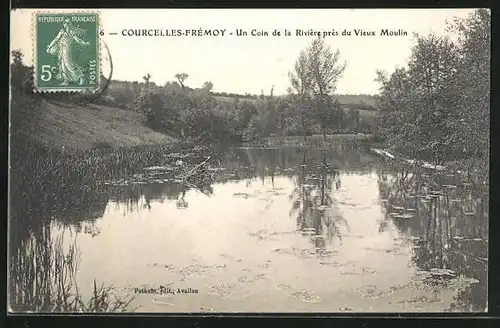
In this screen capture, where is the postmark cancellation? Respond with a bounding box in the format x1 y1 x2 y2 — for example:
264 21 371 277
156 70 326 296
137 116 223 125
33 11 101 93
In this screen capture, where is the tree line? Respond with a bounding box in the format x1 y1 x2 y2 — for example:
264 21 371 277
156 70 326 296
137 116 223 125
11 33 378 144
11 10 487 160
374 9 490 171
126 37 358 143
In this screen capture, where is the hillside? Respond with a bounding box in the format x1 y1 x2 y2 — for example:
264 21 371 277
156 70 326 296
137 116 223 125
11 94 376 154
13 99 176 151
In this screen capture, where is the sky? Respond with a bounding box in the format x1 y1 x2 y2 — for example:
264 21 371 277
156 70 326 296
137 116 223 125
11 8 476 95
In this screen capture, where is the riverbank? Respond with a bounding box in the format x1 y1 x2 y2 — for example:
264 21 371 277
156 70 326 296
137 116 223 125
10 95 201 195
253 134 378 148
10 136 211 197
370 146 489 186
250 134 487 185
9 134 210 313
11 98 177 152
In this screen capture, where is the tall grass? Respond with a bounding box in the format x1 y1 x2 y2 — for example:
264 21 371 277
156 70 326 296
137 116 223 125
9 225 135 312
9 133 204 312
10 135 208 194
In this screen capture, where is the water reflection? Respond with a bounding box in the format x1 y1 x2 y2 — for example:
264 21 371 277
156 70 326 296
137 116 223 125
8 184 133 312
289 149 347 251
377 163 488 312
8 173 110 312
9 143 488 312
9 220 133 312
107 182 189 213
10 222 77 312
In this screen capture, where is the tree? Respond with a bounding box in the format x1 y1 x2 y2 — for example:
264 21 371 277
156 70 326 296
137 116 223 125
406 33 460 163
143 73 152 88
307 37 347 97
448 9 490 165
375 67 419 156
312 95 343 139
11 49 24 67
352 109 361 132
306 37 347 141
202 81 213 92
288 38 348 141
175 73 189 89
375 8 490 173
133 90 170 132
10 49 34 94
289 49 314 140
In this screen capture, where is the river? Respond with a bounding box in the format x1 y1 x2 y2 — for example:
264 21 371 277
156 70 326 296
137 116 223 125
8 142 488 313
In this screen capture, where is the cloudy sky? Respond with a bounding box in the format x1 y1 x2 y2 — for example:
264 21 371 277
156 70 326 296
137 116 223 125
11 8 476 95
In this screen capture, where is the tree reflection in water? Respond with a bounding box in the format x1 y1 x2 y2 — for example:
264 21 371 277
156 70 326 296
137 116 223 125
8 161 136 312
107 178 214 213
289 148 347 252
176 189 189 209
9 222 134 312
377 163 488 312
10 144 487 312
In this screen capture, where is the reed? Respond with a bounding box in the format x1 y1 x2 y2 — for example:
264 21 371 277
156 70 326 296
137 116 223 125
9 225 135 313
10 136 207 198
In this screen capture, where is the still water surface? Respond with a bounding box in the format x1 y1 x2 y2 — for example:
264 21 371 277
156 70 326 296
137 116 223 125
10 144 488 312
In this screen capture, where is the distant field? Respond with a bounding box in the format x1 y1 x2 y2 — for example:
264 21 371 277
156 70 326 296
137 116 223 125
214 94 377 108
107 79 378 109
214 95 258 104
336 94 377 108
215 95 378 128
13 100 176 151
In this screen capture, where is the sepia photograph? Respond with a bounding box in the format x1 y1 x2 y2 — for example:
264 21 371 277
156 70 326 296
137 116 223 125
9 8 490 313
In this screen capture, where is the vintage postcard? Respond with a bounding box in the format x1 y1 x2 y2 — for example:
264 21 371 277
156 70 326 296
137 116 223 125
9 8 489 313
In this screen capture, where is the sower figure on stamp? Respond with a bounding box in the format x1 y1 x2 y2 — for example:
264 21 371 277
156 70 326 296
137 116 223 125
46 18 89 86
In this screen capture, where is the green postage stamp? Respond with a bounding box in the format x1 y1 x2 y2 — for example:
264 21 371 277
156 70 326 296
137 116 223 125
33 12 101 92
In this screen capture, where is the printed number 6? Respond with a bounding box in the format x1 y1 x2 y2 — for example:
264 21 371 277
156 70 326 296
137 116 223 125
41 65 54 82
100 30 104 36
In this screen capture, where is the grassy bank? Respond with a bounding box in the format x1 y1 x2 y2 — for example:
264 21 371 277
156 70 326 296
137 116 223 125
10 94 191 196
8 97 200 312
10 136 207 198
11 98 176 152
